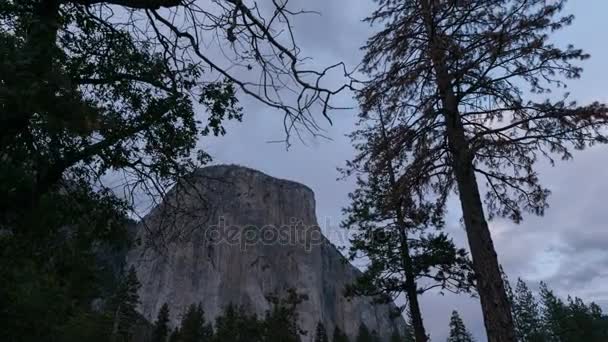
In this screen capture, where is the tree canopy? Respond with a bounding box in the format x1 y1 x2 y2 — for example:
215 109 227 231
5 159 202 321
357 1 608 340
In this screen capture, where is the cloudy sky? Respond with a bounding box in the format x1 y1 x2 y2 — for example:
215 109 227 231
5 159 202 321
189 1 608 340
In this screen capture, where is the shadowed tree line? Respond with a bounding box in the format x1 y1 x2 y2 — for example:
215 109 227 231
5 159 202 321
443 278 608 342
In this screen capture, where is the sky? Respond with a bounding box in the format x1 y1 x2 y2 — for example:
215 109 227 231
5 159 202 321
180 1 608 340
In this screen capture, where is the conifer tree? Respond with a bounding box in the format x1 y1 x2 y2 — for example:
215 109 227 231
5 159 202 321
539 281 566 341
177 303 213 342
343 108 474 342
513 279 544 342
214 303 263 342
152 303 171 342
358 1 608 340
262 289 306 342
447 311 475 342
110 266 141 342
314 322 329 342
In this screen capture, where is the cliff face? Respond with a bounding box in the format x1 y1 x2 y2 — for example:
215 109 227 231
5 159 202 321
128 165 406 341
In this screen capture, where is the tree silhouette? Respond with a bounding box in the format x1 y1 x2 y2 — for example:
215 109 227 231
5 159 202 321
152 303 171 342
342 106 474 342
358 1 608 340
447 311 475 342
175 303 213 342
512 279 545 342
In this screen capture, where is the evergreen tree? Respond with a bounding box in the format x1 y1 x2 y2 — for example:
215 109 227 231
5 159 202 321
110 266 141 342
333 327 350 342
342 107 474 342
539 281 567 341
513 279 544 342
314 322 329 342
538 283 608 342
177 303 213 342
262 289 306 342
213 303 263 342
358 1 608 340
447 311 475 342
152 303 171 342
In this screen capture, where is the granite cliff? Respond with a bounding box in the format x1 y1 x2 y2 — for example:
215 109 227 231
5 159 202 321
128 165 407 341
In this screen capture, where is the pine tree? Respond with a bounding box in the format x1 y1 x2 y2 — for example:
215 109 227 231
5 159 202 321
358 1 608 340
342 107 474 342
314 322 329 342
262 289 306 342
213 303 263 342
447 311 475 342
333 327 350 342
512 279 544 342
152 303 171 342
178 303 213 342
539 282 566 341
110 266 141 342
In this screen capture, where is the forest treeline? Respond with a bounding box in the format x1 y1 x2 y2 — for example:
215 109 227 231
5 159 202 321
2 0 608 341
43 264 608 342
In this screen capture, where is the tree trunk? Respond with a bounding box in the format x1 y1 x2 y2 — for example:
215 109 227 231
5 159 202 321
446 119 516 342
418 1 517 341
401 235 428 342
379 110 429 342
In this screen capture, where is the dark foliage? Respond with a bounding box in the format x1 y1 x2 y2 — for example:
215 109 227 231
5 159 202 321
447 311 475 342
342 108 474 342
152 303 171 342
0 0 345 339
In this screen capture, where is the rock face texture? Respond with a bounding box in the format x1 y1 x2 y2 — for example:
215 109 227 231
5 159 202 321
128 165 406 341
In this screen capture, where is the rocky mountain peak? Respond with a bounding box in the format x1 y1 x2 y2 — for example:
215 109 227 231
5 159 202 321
128 164 407 341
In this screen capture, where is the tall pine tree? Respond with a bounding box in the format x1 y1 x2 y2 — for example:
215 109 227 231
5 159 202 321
358 1 608 340
262 289 306 342
152 303 171 342
110 266 141 342
176 303 213 342
512 279 544 342
447 311 475 342
343 107 474 342
213 303 263 342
